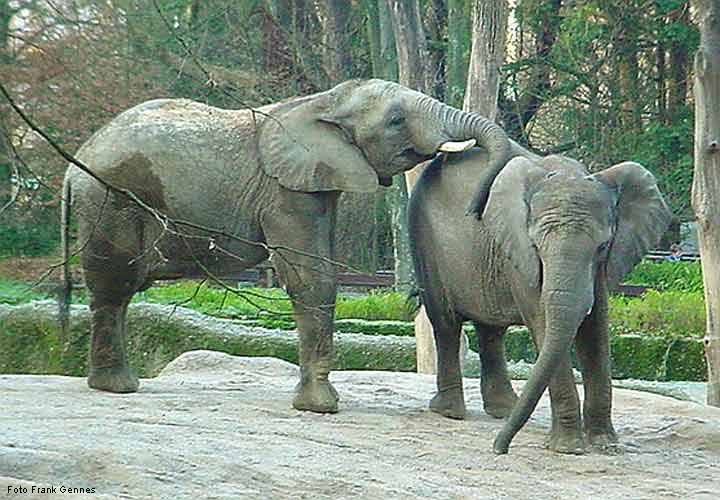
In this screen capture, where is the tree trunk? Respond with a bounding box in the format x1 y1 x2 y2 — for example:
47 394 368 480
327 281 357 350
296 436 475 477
389 177 414 293
690 0 720 407
463 0 508 120
0 0 11 62
669 4 691 119
319 0 353 83
365 0 398 81
446 0 472 108
365 0 382 77
498 0 560 143
386 0 436 372
0 0 13 203
386 0 432 296
423 0 447 100
386 0 432 93
657 36 668 124
378 0 398 81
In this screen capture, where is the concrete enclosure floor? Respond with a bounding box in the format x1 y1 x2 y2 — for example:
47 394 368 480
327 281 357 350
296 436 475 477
1 351 719 500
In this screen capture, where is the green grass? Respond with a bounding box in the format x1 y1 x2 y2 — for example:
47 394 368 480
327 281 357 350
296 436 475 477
0 274 708 340
138 282 294 318
135 282 414 321
336 292 415 321
0 279 50 305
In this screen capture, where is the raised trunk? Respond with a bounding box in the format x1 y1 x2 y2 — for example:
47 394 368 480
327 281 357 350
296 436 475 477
690 0 720 407
415 95 511 215
494 254 593 454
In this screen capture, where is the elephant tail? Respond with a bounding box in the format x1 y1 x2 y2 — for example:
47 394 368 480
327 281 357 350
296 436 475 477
59 176 72 339
405 287 422 316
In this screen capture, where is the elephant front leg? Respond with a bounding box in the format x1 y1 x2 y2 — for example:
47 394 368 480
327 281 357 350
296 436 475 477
546 358 585 454
288 278 339 413
262 190 340 414
576 282 617 448
529 324 584 454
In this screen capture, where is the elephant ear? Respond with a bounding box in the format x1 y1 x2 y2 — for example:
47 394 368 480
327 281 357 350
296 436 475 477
482 157 548 289
258 96 379 193
592 162 672 289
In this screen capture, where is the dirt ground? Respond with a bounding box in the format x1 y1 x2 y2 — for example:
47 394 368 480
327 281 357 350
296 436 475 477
1 351 719 499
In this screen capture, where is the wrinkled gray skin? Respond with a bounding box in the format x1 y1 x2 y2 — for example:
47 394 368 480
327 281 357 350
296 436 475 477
409 151 671 454
60 79 511 414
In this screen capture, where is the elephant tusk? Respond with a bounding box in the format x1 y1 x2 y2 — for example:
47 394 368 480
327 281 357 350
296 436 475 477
438 138 476 153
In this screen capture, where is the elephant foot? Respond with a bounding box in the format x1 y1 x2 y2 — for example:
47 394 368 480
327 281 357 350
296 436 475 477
293 379 339 414
88 365 139 394
429 386 466 420
545 430 586 455
483 389 519 419
586 425 619 452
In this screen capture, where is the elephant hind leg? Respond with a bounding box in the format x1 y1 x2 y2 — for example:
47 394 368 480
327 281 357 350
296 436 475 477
425 307 465 420
82 222 148 394
473 322 518 419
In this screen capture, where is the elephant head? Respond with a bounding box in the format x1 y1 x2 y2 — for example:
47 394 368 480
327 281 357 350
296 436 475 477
482 155 672 454
258 79 510 198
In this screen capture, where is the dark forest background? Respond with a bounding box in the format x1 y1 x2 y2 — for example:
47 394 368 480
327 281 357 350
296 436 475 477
0 0 697 272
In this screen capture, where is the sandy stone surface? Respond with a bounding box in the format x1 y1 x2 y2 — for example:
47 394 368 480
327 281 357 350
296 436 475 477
1 350 719 500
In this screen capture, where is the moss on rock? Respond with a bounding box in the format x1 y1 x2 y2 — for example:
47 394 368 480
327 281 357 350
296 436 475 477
0 301 708 382
0 301 417 378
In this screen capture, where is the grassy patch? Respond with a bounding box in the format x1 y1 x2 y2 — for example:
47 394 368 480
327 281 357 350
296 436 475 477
138 282 294 318
0 279 50 305
0 274 708 341
137 282 414 322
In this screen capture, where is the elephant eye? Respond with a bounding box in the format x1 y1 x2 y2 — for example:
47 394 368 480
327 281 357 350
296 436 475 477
388 114 405 127
598 241 610 253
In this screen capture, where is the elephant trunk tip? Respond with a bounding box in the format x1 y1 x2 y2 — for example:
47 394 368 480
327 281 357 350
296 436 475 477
465 188 491 219
493 432 511 455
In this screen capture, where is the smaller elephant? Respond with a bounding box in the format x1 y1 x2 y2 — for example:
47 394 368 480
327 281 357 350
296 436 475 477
409 151 671 454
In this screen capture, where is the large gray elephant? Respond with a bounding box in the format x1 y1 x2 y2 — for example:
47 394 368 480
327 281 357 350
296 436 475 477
408 151 671 454
60 79 511 414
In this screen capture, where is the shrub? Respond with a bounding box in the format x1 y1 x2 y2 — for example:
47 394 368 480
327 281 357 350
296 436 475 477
609 290 705 339
623 260 703 293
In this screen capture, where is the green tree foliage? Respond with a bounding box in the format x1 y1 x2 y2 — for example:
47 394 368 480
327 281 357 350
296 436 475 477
502 0 697 220
0 0 698 261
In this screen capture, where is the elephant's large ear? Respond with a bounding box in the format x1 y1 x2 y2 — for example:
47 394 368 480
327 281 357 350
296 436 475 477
258 96 379 193
482 157 548 289
593 162 672 288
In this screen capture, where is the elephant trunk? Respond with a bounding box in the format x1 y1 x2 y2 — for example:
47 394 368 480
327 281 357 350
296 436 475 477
415 95 511 216
493 250 594 454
